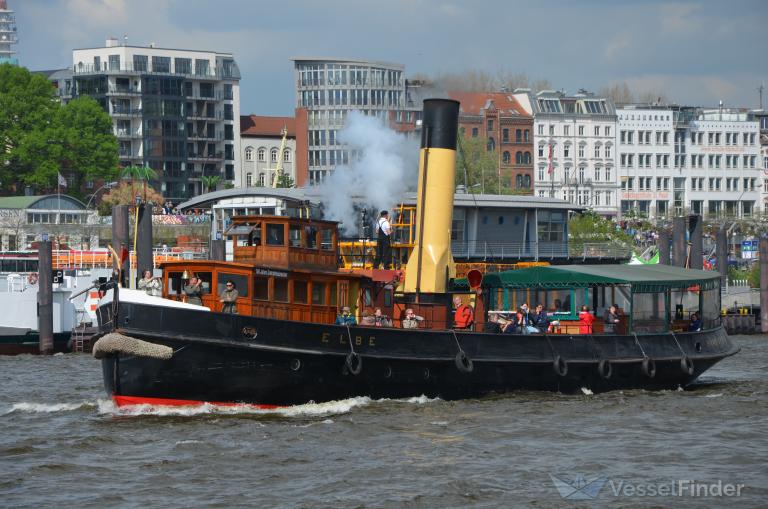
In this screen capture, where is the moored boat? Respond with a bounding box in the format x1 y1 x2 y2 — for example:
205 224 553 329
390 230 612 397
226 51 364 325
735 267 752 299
93 99 737 407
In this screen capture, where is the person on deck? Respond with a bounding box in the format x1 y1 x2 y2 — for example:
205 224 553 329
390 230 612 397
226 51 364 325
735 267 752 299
219 280 239 314
335 306 357 326
401 309 424 329
688 312 702 332
360 309 376 326
579 305 595 334
183 276 203 306
373 210 392 269
453 295 474 330
531 303 550 333
138 270 162 297
604 304 621 333
373 307 392 327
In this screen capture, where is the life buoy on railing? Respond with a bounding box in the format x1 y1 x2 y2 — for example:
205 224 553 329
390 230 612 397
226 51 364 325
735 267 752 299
27 273 38 285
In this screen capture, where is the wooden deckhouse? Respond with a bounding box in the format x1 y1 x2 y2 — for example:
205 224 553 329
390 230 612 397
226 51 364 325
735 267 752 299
159 216 369 323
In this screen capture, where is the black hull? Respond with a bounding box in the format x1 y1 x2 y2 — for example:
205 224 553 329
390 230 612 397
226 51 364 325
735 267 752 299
99 301 738 406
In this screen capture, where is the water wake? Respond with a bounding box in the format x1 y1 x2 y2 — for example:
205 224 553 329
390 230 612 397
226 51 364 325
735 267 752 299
96 394 440 418
2 401 95 415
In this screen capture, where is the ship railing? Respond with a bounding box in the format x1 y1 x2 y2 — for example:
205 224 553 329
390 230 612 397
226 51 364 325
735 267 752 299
50 249 195 270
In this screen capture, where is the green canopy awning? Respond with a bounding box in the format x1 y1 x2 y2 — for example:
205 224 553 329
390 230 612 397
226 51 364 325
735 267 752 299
453 264 720 292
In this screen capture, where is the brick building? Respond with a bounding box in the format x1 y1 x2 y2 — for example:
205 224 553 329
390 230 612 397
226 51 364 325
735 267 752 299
449 91 534 193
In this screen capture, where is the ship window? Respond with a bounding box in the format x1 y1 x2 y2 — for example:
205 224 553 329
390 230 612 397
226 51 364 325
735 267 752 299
304 226 318 249
312 282 326 305
329 282 337 306
274 278 289 302
196 272 213 294
167 271 183 295
293 281 308 303
253 276 269 300
217 273 247 297
266 224 285 246
320 229 333 250
289 225 302 247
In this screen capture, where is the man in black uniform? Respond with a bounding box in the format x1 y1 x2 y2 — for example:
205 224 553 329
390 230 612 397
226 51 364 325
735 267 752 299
374 210 392 269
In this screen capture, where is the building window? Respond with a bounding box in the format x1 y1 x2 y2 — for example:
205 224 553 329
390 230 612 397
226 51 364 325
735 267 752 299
503 151 511 164
151 56 171 73
515 129 522 143
283 149 291 162
258 148 266 162
244 147 254 161
133 55 148 72
524 129 530 142
578 125 584 136
503 129 509 142
538 145 544 158
487 119 494 131
246 173 253 186
487 137 495 152
108 54 120 71
523 152 531 164
537 124 544 135
471 127 478 137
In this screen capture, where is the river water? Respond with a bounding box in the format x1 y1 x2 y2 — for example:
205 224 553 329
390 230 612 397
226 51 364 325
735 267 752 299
1 335 766 509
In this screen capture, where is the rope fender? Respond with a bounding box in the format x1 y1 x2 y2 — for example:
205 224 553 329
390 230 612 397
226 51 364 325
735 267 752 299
92 332 173 360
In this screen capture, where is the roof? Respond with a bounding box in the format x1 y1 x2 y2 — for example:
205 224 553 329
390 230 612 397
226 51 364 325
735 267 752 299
290 57 404 69
240 115 296 138
448 91 530 118
0 195 87 210
454 264 720 292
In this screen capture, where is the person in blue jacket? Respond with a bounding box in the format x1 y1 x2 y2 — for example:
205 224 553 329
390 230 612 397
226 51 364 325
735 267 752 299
335 306 357 325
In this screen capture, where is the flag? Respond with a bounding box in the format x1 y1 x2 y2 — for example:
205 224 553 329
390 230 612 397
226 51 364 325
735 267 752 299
547 143 554 175
57 172 67 188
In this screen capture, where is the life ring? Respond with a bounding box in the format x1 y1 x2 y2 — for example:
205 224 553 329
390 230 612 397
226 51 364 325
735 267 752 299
454 351 474 373
641 357 656 378
27 273 38 285
553 355 568 377
597 359 612 379
680 356 694 375
345 352 362 375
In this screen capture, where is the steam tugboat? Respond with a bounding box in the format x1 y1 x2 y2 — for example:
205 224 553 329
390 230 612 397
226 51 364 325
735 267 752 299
93 99 738 407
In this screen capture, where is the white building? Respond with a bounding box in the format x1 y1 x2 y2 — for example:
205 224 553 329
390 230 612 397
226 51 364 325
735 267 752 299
292 57 420 186
239 115 296 188
618 105 762 219
69 38 241 202
529 90 618 217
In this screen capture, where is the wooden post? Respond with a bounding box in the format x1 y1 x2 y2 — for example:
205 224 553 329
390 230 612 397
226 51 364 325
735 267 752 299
672 216 687 267
760 236 768 334
688 215 703 270
37 240 53 354
112 205 130 288
210 239 225 261
136 203 153 282
716 226 728 291
657 229 670 265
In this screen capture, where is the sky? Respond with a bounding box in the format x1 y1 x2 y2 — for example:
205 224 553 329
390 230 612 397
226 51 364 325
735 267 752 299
13 0 768 115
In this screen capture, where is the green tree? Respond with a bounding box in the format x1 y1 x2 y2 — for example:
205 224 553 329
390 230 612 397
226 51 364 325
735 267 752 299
99 181 165 215
0 64 118 193
456 135 502 194
120 164 157 203
275 172 295 188
201 175 220 193
568 210 632 248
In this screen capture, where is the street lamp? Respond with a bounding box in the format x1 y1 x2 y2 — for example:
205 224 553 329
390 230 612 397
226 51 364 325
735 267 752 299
84 181 117 250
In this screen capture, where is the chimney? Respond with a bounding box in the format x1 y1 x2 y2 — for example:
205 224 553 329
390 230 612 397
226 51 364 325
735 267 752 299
403 99 460 295
106 37 118 48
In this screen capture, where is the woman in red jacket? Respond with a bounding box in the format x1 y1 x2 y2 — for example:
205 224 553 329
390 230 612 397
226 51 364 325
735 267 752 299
579 305 595 334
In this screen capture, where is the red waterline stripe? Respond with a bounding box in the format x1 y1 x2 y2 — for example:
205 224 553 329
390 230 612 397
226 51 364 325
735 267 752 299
113 394 282 410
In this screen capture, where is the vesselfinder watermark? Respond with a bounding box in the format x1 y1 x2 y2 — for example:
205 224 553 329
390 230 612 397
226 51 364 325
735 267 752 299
550 474 746 501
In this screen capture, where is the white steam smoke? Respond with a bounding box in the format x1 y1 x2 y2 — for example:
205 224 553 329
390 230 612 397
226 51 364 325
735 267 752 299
316 112 419 235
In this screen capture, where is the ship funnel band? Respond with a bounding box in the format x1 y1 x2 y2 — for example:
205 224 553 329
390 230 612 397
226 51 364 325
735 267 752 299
421 99 460 150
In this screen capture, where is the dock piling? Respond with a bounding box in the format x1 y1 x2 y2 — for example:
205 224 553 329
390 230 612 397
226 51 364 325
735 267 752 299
688 215 703 270
37 240 53 354
672 216 686 267
761 236 767 334
658 229 670 265
716 226 728 290
137 203 153 280
112 205 130 287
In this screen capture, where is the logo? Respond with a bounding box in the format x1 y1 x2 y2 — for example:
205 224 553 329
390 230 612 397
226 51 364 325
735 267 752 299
550 474 607 500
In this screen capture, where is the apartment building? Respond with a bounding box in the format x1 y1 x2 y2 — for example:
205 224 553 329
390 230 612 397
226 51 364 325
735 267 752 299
292 57 420 186
618 105 762 219
0 0 18 65
529 90 619 217
449 91 534 193
67 38 241 201
239 115 296 188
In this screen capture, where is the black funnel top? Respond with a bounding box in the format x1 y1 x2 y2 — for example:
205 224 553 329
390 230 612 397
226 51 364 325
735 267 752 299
421 99 459 150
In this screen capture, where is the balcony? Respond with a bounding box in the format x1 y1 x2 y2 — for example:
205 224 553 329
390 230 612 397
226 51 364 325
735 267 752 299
112 107 142 116
107 85 141 95
187 131 223 141
116 129 142 139
188 152 224 161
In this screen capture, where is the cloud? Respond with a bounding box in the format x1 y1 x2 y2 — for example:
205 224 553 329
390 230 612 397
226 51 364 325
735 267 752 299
604 34 631 60
660 2 702 34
